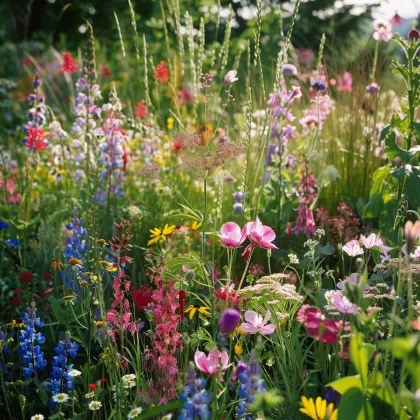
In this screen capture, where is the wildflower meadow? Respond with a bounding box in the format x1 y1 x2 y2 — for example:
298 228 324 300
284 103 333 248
0 1 420 419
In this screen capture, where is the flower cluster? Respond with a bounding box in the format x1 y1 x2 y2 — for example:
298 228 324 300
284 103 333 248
295 167 317 238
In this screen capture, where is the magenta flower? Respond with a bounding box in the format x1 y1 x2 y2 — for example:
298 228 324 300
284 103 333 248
219 308 241 334
332 292 360 315
218 222 247 248
361 233 383 249
240 310 275 335
224 70 238 85
194 349 231 375
373 20 392 42
245 217 278 250
342 239 363 257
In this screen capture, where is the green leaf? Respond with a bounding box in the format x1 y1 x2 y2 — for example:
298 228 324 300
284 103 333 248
385 131 420 163
49 296 67 325
338 388 374 420
363 193 383 220
366 371 396 406
137 401 183 419
406 166 420 208
327 375 363 394
370 166 390 196
349 333 375 382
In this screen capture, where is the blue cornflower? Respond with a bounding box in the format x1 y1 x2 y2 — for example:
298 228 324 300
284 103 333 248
311 79 327 92
4 239 20 248
179 369 211 420
48 332 79 400
17 304 47 379
0 220 9 229
236 356 266 420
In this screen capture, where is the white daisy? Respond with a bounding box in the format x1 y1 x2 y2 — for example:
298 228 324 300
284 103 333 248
128 407 143 419
89 400 102 410
122 374 136 382
85 391 95 398
123 380 136 389
53 393 69 403
67 369 82 377
31 415 45 420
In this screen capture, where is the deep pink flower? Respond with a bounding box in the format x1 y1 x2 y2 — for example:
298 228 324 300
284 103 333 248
342 239 363 257
218 222 246 248
389 13 404 26
194 349 231 375
245 217 278 250
60 51 78 74
240 310 275 335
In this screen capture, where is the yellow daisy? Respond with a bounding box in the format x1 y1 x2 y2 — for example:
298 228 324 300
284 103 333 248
184 305 211 320
147 224 176 246
300 396 338 420
189 221 202 232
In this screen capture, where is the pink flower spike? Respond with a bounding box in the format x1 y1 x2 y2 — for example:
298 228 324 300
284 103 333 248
240 310 275 335
194 349 231 375
361 233 383 249
342 239 363 257
245 217 278 250
218 222 247 248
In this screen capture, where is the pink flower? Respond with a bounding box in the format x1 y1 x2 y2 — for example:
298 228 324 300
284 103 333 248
194 349 231 375
224 70 238 85
342 239 363 257
240 310 276 335
361 233 383 249
332 291 360 314
297 305 341 344
337 72 352 92
373 20 392 42
245 217 278 250
218 222 246 248
389 13 404 26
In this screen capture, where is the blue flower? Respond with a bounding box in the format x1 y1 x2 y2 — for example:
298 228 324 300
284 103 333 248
311 79 327 92
0 220 9 229
236 356 266 420
4 239 20 248
325 387 341 406
179 369 210 420
17 304 47 379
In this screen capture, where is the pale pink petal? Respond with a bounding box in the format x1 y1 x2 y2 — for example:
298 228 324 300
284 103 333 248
219 351 229 369
262 310 271 326
260 225 276 242
244 311 259 326
261 324 276 334
240 323 260 333
195 350 209 373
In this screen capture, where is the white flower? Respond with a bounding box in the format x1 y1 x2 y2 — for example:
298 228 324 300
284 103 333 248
89 400 103 410
342 239 364 257
122 374 136 382
123 380 136 389
31 415 45 420
53 393 69 403
85 391 95 398
67 369 82 377
128 407 143 419
288 254 299 264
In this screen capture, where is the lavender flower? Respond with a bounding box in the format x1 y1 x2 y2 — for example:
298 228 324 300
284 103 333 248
282 64 298 75
311 79 327 92
219 309 240 334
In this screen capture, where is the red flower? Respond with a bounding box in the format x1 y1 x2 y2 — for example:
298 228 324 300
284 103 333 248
101 65 112 78
25 127 48 151
131 286 154 310
173 141 182 152
135 102 148 118
99 378 108 383
153 61 169 83
60 51 78 74
19 271 33 284
9 297 23 306
88 384 96 390
179 290 186 320
14 288 24 295
42 273 52 281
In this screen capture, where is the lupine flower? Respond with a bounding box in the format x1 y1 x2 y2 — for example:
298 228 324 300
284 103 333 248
342 239 363 257
153 61 169 83
218 222 247 248
0 220 9 229
233 191 245 202
219 309 241 334
60 52 78 74
179 369 210 420
224 70 238 85
194 349 231 375
233 203 244 214
373 20 392 42
331 292 360 315
236 355 266 419
300 396 338 420
240 310 275 335
361 233 383 249
18 304 47 379
148 224 176 245
337 72 352 92
297 305 341 344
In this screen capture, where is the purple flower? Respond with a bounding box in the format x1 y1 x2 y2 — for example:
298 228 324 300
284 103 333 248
332 291 360 314
366 83 380 94
219 309 241 334
233 203 244 214
283 64 298 75
311 79 327 92
232 191 245 203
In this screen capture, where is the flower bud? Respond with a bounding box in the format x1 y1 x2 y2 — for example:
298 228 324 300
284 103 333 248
219 308 241 334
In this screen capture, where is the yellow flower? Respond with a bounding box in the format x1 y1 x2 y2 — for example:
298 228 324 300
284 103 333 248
167 117 174 130
300 396 338 420
148 224 176 246
189 221 202 232
6 318 25 329
235 344 243 356
62 295 76 301
97 239 106 246
52 258 64 271
96 321 104 327
68 258 82 266
234 327 247 336
184 305 211 320
79 280 88 287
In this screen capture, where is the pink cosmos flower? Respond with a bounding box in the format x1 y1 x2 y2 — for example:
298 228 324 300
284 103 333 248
337 72 352 92
332 291 360 314
240 310 276 335
361 233 383 249
342 239 363 257
373 20 393 42
194 349 231 375
245 217 278 250
224 70 238 85
297 305 341 344
218 222 247 248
